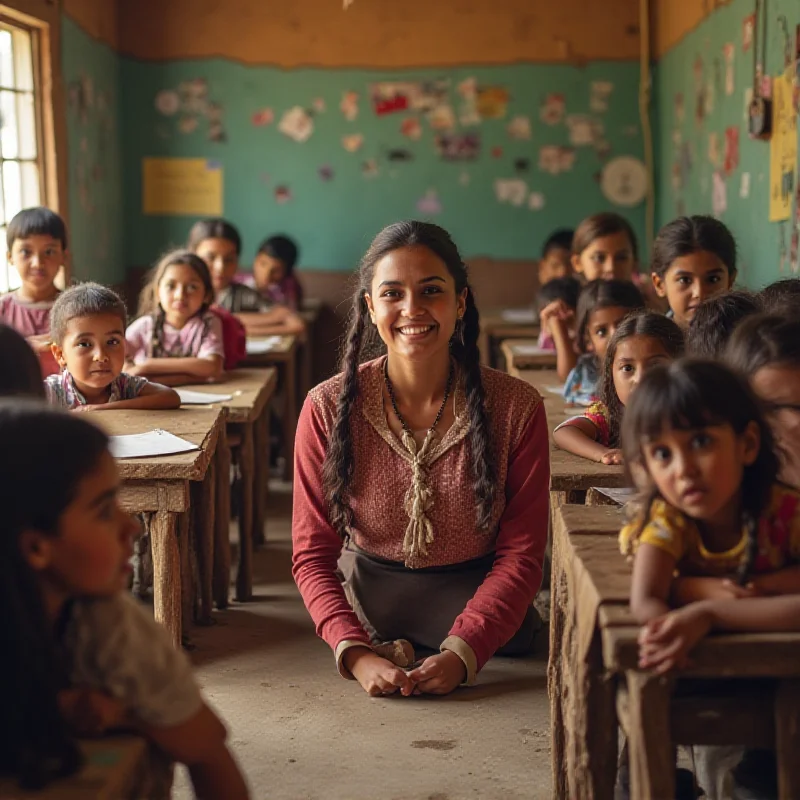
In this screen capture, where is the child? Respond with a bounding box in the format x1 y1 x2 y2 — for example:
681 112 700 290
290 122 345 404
188 219 305 336
46 283 179 411
685 290 760 359
0 323 46 398
252 234 304 310
560 279 645 398
0 207 67 376
537 276 581 352
126 250 225 385
571 212 637 282
758 277 800 316
727 315 800 490
553 312 684 464
651 215 736 329
0 403 249 797
538 228 574 285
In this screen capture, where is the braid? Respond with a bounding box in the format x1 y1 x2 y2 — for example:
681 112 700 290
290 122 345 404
150 310 166 358
322 293 367 540
736 512 759 586
458 287 497 531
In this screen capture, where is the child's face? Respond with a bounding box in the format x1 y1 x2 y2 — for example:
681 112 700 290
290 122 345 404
651 250 733 327
22 451 139 600
194 237 239 292
751 365 800 490
573 233 635 281
253 253 286 290
539 248 571 284
52 313 126 401
612 335 673 407
8 234 64 297
586 305 630 360
157 264 210 327
640 422 759 528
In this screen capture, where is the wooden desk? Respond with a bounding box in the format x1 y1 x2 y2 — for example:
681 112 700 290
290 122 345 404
180 368 278 603
300 299 322 393
550 447 626 498
501 338 557 376
0 736 156 799
96 408 224 646
243 335 299 479
478 309 540 367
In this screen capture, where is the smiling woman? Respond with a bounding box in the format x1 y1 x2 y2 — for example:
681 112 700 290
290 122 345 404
292 220 551 697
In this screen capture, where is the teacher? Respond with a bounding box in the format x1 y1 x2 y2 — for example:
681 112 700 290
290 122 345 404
292 221 550 696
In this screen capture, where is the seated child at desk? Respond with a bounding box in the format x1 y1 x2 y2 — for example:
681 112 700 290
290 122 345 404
46 283 179 410
553 312 683 464
538 228 574 285
188 218 305 336
0 323 46 397
0 403 248 798
559 279 645 395
126 250 225 385
537 275 580 351
685 290 759 359
251 234 304 311
0 207 68 377
571 212 638 282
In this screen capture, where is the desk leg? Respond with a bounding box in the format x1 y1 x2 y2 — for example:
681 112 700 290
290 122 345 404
625 671 674 800
213 432 232 610
776 679 800 800
192 458 216 625
253 409 269 547
237 422 255 602
151 508 181 648
284 358 298 481
178 512 193 633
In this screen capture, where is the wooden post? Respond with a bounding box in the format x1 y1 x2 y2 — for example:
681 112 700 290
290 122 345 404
237 422 255 602
213 431 232 610
776 679 800 800
178 511 193 633
150 506 181 647
253 411 269 547
192 456 216 625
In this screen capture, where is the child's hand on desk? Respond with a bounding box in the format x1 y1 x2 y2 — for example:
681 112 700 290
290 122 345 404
58 688 128 735
599 448 623 465
343 648 416 697
540 300 574 333
407 652 466 695
71 405 96 413
637 604 713 674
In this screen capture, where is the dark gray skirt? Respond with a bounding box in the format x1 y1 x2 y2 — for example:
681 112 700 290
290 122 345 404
338 545 541 656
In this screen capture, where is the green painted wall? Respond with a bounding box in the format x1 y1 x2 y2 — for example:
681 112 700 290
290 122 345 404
654 0 800 289
119 59 645 271
62 16 124 284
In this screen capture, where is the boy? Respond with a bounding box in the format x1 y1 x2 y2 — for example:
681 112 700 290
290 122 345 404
538 228 574 285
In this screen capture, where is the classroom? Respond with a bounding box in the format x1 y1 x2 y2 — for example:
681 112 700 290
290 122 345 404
2 0 800 798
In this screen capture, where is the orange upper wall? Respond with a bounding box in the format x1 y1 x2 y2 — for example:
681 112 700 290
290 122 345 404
650 0 727 58
62 0 118 48
116 0 640 67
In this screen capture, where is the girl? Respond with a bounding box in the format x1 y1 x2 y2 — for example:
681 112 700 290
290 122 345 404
292 221 550 697
553 312 684 464
188 219 305 336
651 215 737 329
0 323 46 398
571 212 638 282
252 234 304 310
126 250 225 385
559 279 645 398
0 402 248 797
727 315 800 490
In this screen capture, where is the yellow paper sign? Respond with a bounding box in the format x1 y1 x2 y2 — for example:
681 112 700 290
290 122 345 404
769 74 797 222
142 158 223 216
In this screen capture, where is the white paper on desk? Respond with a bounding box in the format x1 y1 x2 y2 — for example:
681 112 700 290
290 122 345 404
590 487 636 506
246 336 282 355
544 384 565 395
177 389 233 405
501 308 537 324
512 344 549 356
110 429 200 459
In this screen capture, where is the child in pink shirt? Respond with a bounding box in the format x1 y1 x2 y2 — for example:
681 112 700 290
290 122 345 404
0 207 67 376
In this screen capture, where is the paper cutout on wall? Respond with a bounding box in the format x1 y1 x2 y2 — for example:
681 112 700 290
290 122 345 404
312 98 326 114
279 107 314 143
495 179 527 207
723 44 735 96
540 93 565 126
528 192 545 211
179 116 198 135
539 146 575 175
207 103 226 143
567 115 602 146
275 185 291 204
457 77 480 126
371 82 414 115
491 146 504 159
708 132 720 168
476 87 509 120
362 159 379 178
342 133 364 153
155 90 180 116
318 165 334 182
179 79 208 116
416 189 442 215
427 104 456 132
600 156 648 207
590 81 613 113
770 74 798 221
341 91 359 121
251 108 274 127
143 158 223 216
435 133 480 161
674 93 685 123
740 172 751 199
742 14 755 51
712 171 727 216
724 126 740 175
507 115 532 140
514 158 531 174
387 149 413 162
400 117 422 140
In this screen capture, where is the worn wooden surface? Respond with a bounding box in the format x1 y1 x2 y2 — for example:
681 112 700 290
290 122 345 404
180 367 278 424
0 736 155 800
551 448 627 492
213 431 232 610
501 338 557 374
478 310 540 367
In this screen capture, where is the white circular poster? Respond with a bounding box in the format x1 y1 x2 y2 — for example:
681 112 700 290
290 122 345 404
155 90 180 117
600 156 648 207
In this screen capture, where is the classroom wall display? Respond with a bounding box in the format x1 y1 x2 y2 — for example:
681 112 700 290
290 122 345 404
654 0 800 287
117 58 644 271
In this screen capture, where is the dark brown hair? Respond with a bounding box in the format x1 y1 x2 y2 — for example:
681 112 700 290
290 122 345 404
572 212 638 261
322 220 496 539
651 215 737 279
0 324 45 398
49 282 127 345
575 279 645 354
758 278 800 317
7 207 68 251
187 218 242 256
686 290 760 359
726 314 800 375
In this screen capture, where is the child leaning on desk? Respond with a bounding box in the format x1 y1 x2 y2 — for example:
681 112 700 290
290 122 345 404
0 402 249 798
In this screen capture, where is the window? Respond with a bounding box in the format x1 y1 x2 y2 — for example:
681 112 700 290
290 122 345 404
0 20 42 292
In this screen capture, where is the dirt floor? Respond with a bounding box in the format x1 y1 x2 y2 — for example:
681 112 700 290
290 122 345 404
173 487 554 800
